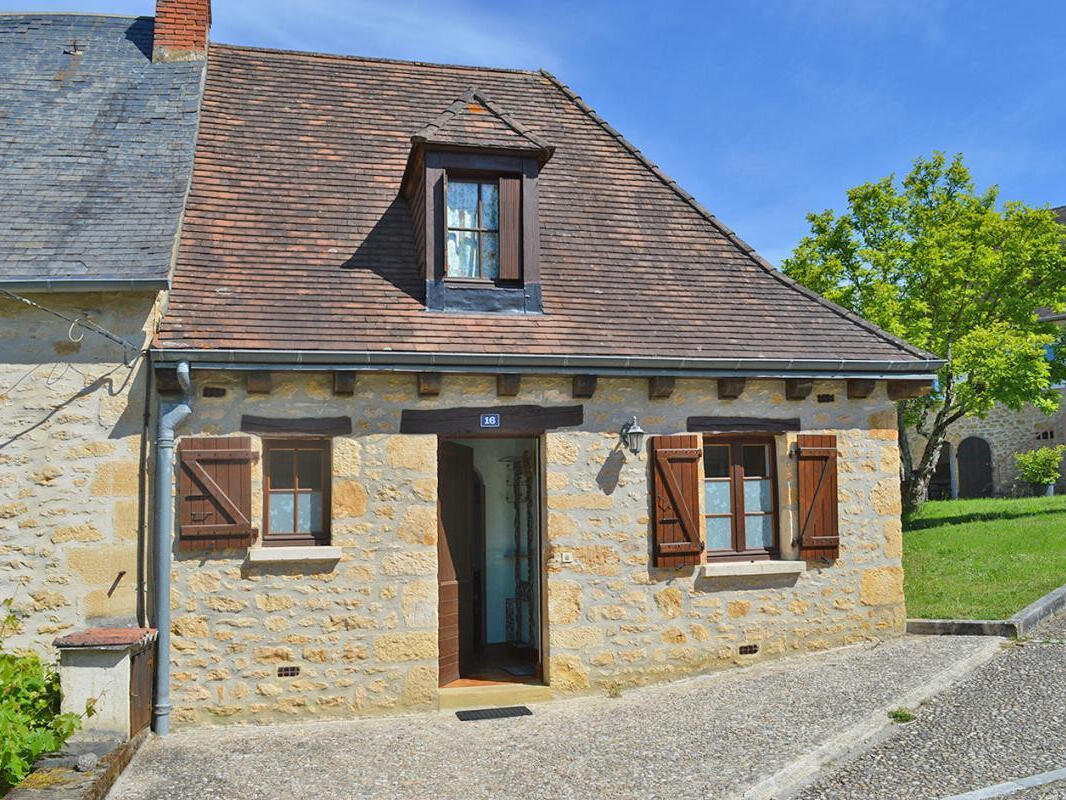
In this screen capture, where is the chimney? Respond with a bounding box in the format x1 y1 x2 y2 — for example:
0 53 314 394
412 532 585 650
152 0 211 63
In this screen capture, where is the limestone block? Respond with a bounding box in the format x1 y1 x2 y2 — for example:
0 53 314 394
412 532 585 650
90 460 139 497
386 435 435 472
397 506 437 546
381 551 435 576
255 594 294 612
172 615 210 638
51 524 103 543
333 480 368 518
333 438 361 476
401 579 436 627
860 567 904 606
654 587 683 619
548 581 583 624
545 434 578 465
373 632 436 662
549 625 604 649
549 654 590 691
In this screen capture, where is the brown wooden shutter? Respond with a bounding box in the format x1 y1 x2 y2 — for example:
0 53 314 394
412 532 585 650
498 175 521 282
177 436 257 551
651 434 703 567
796 434 839 561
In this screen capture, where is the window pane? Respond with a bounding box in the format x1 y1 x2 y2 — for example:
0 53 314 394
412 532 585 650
745 514 775 549
481 232 499 280
446 181 478 228
296 492 323 533
269 451 294 489
705 516 732 550
481 182 499 229
743 478 773 513
269 492 294 533
704 445 729 478
446 230 479 277
296 449 322 490
705 481 731 514
742 445 769 477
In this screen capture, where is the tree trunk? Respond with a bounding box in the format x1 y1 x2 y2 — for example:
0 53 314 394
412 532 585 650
898 399 960 514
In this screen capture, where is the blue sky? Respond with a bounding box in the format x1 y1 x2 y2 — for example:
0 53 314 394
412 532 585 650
9 0 1066 264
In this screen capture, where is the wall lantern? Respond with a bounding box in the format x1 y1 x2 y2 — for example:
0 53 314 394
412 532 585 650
620 416 645 455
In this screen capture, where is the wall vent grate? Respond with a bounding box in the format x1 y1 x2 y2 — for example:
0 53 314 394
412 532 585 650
739 644 759 656
277 665 300 678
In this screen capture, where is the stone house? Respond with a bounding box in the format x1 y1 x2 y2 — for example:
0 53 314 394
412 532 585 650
3 1 944 734
0 7 204 659
142 3 941 730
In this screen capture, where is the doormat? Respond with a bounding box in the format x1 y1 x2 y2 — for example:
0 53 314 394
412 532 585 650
455 706 532 722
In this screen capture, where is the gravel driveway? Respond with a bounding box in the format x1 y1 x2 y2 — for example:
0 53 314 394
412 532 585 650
107 636 990 800
796 613 1066 800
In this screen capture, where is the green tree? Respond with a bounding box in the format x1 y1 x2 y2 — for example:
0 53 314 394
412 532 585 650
783 152 1066 511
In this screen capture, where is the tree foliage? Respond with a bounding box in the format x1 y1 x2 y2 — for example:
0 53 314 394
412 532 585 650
783 153 1066 509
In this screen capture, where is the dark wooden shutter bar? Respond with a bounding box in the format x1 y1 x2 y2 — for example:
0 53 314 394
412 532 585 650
399 404 582 435
688 416 801 433
240 415 352 436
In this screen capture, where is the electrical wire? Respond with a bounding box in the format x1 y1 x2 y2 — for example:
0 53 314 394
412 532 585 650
0 287 143 367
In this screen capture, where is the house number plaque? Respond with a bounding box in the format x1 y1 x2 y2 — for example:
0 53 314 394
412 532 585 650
480 413 501 428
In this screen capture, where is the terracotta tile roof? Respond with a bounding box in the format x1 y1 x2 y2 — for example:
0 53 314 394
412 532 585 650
155 45 938 371
54 627 157 649
411 88 551 155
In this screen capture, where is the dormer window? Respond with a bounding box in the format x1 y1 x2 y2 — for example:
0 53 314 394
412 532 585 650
446 179 499 280
401 88 554 314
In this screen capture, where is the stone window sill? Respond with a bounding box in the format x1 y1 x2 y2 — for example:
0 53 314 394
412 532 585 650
246 546 342 564
700 560 806 578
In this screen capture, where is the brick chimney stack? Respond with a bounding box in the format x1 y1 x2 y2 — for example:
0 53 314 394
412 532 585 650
152 0 211 63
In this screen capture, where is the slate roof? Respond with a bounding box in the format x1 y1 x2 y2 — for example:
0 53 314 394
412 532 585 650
155 45 940 372
0 14 203 289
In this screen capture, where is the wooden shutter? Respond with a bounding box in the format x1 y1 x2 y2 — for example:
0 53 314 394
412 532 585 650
796 434 839 561
651 434 703 567
177 436 257 551
498 175 521 282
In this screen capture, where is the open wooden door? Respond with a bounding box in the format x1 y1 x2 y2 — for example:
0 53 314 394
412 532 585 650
437 440 476 686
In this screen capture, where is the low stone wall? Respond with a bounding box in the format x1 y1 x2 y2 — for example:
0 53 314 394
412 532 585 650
165 371 904 725
908 389 1066 496
0 291 160 655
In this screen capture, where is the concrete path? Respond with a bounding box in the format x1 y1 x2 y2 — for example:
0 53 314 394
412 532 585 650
107 635 993 800
795 613 1066 800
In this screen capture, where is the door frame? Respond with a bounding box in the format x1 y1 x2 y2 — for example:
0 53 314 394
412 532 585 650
437 432 547 683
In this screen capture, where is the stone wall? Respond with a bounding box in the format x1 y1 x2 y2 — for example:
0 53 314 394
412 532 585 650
0 291 160 655
907 389 1066 497
165 370 904 725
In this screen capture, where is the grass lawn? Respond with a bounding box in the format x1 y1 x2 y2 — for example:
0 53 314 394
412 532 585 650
904 495 1066 620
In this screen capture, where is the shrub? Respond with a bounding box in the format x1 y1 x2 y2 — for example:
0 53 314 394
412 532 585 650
1015 445 1066 486
0 598 86 791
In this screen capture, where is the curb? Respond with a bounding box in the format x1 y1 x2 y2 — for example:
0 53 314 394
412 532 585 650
906 582 1066 638
740 637 1004 800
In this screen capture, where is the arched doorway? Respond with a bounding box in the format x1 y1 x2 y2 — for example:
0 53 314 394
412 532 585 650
928 443 952 500
957 437 993 498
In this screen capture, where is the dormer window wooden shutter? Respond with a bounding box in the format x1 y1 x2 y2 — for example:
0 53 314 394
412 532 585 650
177 436 257 551
795 434 839 561
498 174 522 282
651 434 703 567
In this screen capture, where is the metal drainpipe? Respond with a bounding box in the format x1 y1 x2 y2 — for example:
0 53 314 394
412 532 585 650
152 360 191 735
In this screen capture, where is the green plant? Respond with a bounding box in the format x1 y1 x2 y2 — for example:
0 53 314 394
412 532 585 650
0 598 87 791
1015 445 1066 486
783 152 1066 512
605 682 623 699
888 707 916 724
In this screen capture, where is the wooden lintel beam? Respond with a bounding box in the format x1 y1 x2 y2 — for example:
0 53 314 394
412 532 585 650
648 376 675 399
497 374 521 397
572 374 598 399
717 377 746 400
333 372 357 396
846 379 877 399
784 378 813 401
246 371 272 395
418 372 442 397
887 379 933 400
